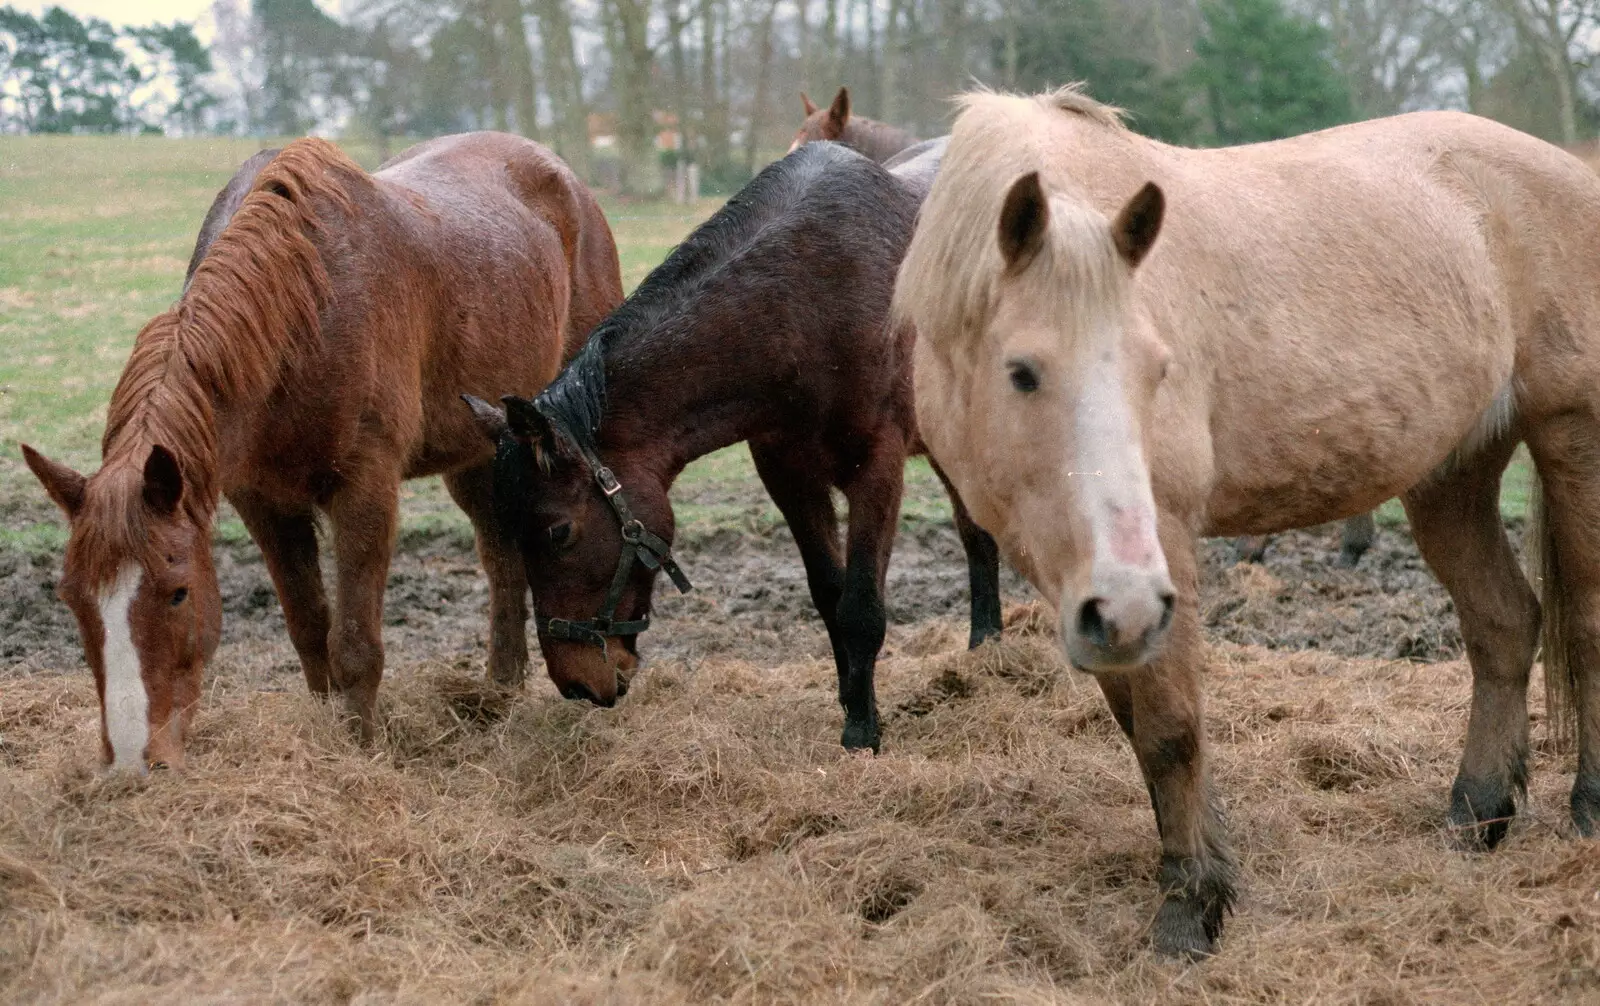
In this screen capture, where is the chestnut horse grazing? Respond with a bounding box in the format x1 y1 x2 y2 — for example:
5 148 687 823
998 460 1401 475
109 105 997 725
23 133 621 771
465 141 1002 752
896 86 1600 957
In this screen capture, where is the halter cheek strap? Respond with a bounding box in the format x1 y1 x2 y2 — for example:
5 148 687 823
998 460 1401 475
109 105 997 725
533 425 692 650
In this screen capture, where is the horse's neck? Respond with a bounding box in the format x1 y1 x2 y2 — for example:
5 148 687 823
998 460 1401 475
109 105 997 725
855 120 917 162
600 329 776 487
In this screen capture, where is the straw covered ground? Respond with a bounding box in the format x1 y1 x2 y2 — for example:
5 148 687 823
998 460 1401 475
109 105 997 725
3 565 1600 1003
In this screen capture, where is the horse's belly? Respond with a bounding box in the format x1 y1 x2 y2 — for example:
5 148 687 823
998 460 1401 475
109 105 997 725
1198 353 1512 536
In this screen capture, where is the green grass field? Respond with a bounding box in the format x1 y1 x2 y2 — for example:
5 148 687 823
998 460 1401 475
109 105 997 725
0 135 931 553
0 135 1528 557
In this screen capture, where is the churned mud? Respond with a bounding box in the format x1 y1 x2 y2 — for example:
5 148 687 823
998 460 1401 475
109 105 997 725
2 498 1491 682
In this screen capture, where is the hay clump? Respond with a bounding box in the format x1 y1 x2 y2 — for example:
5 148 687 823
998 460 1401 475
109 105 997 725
2 622 1596 1004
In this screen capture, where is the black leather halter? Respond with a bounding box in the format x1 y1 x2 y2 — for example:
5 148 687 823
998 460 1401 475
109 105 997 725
533 414 693 650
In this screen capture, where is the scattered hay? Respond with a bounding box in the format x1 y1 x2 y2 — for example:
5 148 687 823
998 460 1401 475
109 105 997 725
1 629 1596 1003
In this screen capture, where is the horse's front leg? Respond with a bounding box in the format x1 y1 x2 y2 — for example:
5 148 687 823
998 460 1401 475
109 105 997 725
229 488 333 695
445 464 530 687
325 469 401 740
1096 514 1235 958
929 458 1003 649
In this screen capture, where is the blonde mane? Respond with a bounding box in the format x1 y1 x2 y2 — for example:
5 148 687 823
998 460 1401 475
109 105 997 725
893 85 1130 355
80 138 364 580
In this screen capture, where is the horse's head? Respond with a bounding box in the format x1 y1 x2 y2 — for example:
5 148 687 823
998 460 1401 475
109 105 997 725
464 395 662 707
22 442 221 772
899 171 1176 672
790 87 852 152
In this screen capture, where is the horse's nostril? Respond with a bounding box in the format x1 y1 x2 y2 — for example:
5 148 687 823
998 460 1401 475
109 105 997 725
1157 592 1176 632
615 673 630 698
1076 598 1110 647
558 681 598 703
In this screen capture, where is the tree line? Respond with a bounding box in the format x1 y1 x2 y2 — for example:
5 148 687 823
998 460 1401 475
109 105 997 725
3 1 1599 194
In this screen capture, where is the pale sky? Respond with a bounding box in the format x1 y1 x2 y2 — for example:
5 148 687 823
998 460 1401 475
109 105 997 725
16 2 217 26
12 1 343 38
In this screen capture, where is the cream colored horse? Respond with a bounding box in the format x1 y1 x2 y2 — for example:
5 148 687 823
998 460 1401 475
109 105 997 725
895 86 1600 958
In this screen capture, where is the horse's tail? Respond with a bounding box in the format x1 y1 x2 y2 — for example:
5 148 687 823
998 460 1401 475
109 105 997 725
1528 475 1578 751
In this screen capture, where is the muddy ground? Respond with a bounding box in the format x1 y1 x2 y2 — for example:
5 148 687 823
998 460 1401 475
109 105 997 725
1 491 1492 683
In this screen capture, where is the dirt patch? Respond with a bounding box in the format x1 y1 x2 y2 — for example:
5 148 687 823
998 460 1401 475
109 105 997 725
1196 520 1517 663
1 506 1491 681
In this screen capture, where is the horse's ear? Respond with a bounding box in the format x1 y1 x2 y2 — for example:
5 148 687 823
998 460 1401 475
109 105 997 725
801 91 817 117
998 171 1049 272
21 444 85 518
142 445 184 516
825 87 850 137
461 394 508 443
1112 181 1164 268
502 394 557 448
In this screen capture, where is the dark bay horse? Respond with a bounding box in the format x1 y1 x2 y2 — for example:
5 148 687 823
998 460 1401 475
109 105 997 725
464 140 1001 752
23 132 622 771
898 85 1600 957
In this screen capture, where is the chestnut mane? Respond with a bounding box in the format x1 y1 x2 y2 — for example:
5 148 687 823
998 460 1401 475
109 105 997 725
79 138 364 582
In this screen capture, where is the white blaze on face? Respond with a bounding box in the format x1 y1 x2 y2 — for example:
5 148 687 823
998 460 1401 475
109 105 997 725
98 563 149 772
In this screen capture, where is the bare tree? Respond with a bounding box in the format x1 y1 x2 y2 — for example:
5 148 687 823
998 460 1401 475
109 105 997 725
1495 0 1598 143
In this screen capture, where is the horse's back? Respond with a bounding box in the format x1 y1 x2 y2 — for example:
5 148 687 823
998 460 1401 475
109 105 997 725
184 147 281 292
375 132 621 354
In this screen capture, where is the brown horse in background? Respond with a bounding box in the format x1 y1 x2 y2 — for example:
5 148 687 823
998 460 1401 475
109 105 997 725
899 86 1600 958
23 132 621 772
790 87 920 162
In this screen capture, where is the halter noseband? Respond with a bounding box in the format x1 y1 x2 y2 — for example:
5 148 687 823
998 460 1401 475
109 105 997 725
532 413 693 650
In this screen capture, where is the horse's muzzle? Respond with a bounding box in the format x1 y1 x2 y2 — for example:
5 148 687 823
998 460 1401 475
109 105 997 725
1063 572 1177 672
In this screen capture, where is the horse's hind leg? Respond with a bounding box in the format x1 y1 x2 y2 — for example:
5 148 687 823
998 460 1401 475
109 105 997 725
229 489 333 695
832 439 907 752
1401 438 1538 848
325 471 401 740
1526 416 1600 836
1338 512 1377 568
930 460 1003 648
1098 510 1234 958
444 464 530 687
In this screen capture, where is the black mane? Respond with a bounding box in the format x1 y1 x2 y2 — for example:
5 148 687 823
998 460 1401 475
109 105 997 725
531 142 867 454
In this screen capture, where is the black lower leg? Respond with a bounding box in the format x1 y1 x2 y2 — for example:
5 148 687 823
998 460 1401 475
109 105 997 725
933 462 1003 647
835 557 886 752
1338 512 1377 568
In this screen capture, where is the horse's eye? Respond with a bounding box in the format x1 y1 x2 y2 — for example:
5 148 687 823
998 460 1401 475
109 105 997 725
1008 359 1041 394
547 522 573 549
171 587 188 607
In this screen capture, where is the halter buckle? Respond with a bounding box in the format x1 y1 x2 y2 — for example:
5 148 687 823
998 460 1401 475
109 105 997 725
595 466 622 496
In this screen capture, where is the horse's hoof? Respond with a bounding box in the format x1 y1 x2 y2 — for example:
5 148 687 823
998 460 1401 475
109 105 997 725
1572 773 1600 838
840 719 880 754
1449 776 1517 849
967 627 1002 651
487 663 527 689
1151 895 1217 960
1336 547 1365 569
1233 536 1267 564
